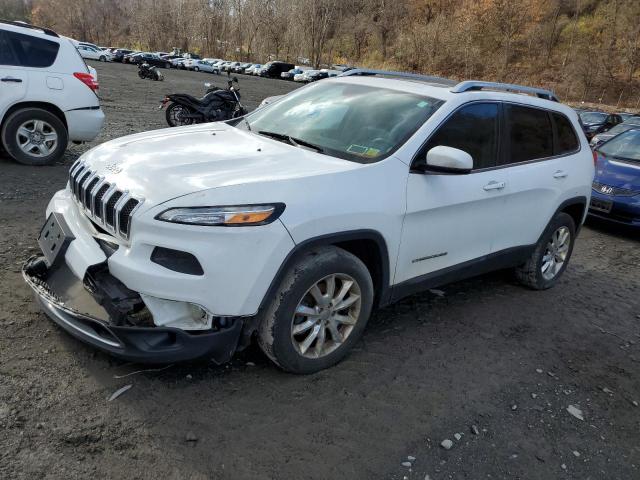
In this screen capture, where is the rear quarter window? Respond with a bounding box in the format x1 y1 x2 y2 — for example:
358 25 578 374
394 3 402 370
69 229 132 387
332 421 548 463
552 113 579 154
4 30 59 68
505 104 553 163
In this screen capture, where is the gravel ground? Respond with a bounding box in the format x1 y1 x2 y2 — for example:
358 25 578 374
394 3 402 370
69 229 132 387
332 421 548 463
1 61 639 480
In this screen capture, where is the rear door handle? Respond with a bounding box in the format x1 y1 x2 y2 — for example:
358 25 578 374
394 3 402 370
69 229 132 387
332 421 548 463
1 77 22 83
553 170 568 179
483 181 506 191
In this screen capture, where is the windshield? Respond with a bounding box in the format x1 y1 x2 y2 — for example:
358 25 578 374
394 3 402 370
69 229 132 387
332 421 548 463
244 81 444 163
579 112 607 124
597 129 640 162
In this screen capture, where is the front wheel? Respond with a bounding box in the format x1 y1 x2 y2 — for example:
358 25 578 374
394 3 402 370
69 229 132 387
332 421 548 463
257 246 374 374
165 103 195 127
99 55 106 62
515 212 576 290
137 71 145 79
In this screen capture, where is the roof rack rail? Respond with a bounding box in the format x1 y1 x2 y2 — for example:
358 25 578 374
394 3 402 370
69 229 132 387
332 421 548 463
451 81 558 102
339 68 456 87
0 19 59 38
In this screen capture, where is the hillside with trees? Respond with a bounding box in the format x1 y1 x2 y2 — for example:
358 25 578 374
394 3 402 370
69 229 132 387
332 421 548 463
3 0 640 107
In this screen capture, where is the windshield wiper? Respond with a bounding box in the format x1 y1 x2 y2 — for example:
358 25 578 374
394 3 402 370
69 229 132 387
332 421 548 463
257 130 324 153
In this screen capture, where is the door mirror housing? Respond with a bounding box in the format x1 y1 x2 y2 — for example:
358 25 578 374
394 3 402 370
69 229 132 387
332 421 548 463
424 146 473 174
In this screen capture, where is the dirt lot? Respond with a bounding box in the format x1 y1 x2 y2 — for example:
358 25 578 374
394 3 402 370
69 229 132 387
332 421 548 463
1 61 639 480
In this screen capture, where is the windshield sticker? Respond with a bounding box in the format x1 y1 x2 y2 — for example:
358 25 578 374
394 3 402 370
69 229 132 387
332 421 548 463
347 145 381 158
417 101 429 108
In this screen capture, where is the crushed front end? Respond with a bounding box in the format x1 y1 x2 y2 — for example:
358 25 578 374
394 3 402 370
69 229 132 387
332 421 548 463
22 168 243 363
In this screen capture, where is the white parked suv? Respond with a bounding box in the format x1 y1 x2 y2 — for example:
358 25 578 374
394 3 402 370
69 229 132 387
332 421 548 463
23 69 593 373
0 21 105 165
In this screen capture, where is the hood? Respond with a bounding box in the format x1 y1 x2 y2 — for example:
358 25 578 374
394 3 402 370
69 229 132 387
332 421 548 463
77 123 361 209
594 151 640 191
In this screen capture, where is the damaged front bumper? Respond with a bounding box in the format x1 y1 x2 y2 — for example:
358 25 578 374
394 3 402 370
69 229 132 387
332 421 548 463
22 256 242 364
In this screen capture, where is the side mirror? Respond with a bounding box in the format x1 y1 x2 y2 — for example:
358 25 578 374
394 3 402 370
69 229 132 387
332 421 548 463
424 146 473 173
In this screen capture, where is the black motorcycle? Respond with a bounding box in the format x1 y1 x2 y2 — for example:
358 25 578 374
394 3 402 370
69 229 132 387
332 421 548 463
160 77 246 127
138 62 164 81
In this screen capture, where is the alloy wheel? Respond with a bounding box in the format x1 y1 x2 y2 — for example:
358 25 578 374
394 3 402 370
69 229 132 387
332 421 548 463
16 119 58 157
291 274 362 359
541 226 570 281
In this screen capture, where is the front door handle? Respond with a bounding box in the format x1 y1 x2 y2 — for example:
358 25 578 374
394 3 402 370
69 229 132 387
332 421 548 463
483 181 506 191
553 170 568 179
1 77 22 83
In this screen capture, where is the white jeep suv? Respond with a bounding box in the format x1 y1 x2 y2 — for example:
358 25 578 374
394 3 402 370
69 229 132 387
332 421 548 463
23 70 593 373
0 21 105 165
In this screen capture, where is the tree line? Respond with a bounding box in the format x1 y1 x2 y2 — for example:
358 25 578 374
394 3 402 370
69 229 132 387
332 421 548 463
3 0 640 108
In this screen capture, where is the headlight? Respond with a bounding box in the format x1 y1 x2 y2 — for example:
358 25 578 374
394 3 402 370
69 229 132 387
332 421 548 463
156 203 285 226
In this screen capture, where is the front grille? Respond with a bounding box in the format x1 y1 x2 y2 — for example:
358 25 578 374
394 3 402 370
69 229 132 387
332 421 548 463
592 181 639 197
68 161 143 240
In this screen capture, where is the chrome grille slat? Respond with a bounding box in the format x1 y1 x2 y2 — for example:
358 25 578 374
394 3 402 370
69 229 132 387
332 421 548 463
67 162 142 241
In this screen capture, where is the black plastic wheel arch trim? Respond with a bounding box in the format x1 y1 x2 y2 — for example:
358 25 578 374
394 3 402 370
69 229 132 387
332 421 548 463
257 229 392 314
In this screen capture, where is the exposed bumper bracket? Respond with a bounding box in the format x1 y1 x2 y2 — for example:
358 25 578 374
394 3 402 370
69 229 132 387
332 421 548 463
22 256 242 364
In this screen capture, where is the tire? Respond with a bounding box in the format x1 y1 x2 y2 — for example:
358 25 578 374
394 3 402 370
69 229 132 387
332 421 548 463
165 103 194 127
165 62 171 69
194 67 199 72
257 246 374 374
515 212 576 290
99 55 106 62
138 71 145 79
1 108 68 166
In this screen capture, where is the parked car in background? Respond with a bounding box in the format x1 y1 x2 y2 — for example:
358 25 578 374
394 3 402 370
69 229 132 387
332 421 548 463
0 20 104 165
133 53 171 68
260 61 295 78
233 62 253 73
281 66 309 80
305 69 331 82
76 44 110 62
590 116 640 148
618 113 639 122
123 52 143 63
223 61 241 72
589 128 640 227
294 69 317 82
578 111 623 140
112 48 133 62
160 54 183 66
192 60 219 73
245 63 262 75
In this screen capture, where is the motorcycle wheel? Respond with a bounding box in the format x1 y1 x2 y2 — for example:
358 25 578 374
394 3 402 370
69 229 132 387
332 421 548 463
166 103 195 127
138 71 145 79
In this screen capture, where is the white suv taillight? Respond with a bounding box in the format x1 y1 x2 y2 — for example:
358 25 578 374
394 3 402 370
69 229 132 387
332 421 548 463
73 72 99 92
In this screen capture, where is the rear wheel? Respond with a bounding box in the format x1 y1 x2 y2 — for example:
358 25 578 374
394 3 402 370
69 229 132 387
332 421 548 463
194 67 199 72
1 108 67 166
257 246 374 374
515 212 576 290
165 103 195 127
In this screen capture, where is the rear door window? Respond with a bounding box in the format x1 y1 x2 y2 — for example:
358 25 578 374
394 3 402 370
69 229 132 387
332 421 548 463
421 102 499 170
505 104 553 163
552 113 579 154
4 30 59 68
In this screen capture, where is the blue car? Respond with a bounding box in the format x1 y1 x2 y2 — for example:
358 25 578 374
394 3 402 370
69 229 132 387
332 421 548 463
589 128 640 227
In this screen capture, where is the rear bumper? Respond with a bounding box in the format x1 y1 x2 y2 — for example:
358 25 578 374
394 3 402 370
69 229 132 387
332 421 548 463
65 108 105 142
22 257 242 364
